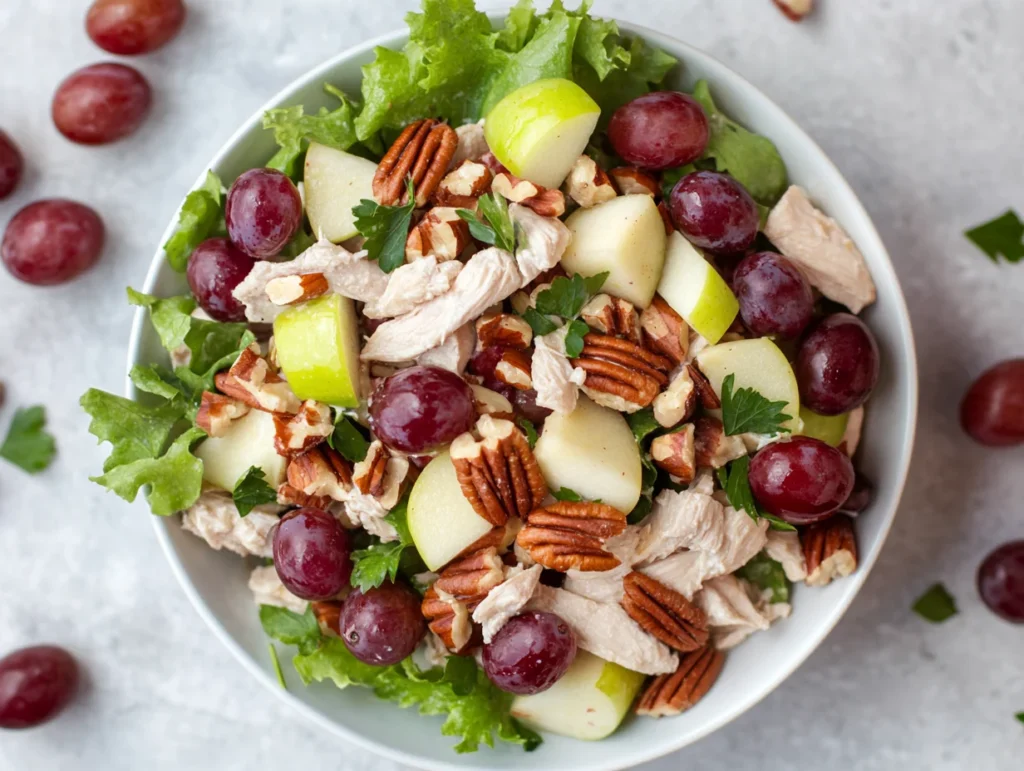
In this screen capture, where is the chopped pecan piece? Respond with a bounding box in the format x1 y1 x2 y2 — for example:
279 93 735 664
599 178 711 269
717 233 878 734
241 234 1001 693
652 367 697 429
651 424 696 483
621 571 709 653
475 314 532 350
773 0 813 21
517 501 627 572
264 273 329 306
640 296 690 366
468 384 515 420
580 294 641 344
286 444 353 502
434 546 505 598
273 400 333 457
687 362 721 409
433 160 493 208
635 646 725 717
564 155 617 208
610 167 660 197
352 440 412 509
492 172 566 218
405 207 471 262
803 515 858 587
421 585 477 653
572 333 671 412
195 392 250 437
276 483 330 510
311 600 343 636
693 416 748 469
373 119 458 207
215 344 302 415
494 349 533 391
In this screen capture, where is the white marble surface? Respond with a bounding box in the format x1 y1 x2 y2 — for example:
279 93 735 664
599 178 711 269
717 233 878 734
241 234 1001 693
1 0 1022 769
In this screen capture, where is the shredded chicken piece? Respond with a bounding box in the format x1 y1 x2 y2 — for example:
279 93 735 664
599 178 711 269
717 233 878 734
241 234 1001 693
508 204 572 285
343 491 399 542
697 575 790 650
416 322 476 374
765 530 808 582
363 257 463 319
472 564 543 643
633 488 727 565
531 328 587 413
180 491 280 558
248 565 307 613
561 528 640 604
418 631 451 669
451 120 489 167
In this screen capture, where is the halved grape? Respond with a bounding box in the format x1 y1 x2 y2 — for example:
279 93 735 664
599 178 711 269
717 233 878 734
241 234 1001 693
669 171 759 254
482 611 576 695
339 582 426 665
960 359 1024 447
0 130 23 200
977 541 1024 623
796 313 880 415
272 508 352 601
748 436 855 525
732 251 814 338
369 366 476 453
0 646 79 729
86 0 186 55
1 199 104 285
224 168 302 260
186 237 256 322
608 92 709 170
52 63 152 145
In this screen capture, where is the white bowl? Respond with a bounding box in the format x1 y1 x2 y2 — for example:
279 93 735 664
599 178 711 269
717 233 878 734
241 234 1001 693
128 17 918 771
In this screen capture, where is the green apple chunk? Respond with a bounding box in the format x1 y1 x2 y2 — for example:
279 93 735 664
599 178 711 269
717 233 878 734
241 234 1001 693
657 232 739 343
273 294 361 407
195 409 287 491
799 407 849 447
484 78 601 190
511 651 646 741
303 142 377 243
408 451 494 572
562 195 667 309
696 338 801 431
534 395 642 513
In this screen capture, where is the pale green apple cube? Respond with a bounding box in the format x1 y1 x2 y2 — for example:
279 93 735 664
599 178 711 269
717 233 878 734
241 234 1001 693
656 232 739 344
303 142 377 243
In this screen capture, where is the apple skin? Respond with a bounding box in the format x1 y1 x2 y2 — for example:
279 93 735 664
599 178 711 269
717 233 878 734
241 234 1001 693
656 232 739 344
484 78 601 190
195 409 287 491
799 406 849 447
303 142 377 243
273 294 361 408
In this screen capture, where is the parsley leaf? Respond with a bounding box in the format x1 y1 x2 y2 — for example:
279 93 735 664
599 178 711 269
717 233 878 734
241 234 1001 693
516 416 538 449
163 171 225 273
0 406 56 473
263 84 360 179
563 318 590 358
232 466 278 517
1016 713 1024 725
329 414 371 462
720 374 792 436
352 179 416 273
965 210 1024 264
912 583 958 623
736 552 790 603
259 605 322 655
716 457 795 531
553 487 583 502
458 192 516 252
534 273 608 318
350 497 414 592
627 408 662 444
268 643 287 690
521 307 559 337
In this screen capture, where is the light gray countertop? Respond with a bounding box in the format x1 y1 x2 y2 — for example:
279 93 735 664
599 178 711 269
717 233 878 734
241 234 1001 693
1 1 1022 769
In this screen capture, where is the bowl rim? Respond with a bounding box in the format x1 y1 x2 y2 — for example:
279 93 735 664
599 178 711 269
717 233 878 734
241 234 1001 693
129 16 919 771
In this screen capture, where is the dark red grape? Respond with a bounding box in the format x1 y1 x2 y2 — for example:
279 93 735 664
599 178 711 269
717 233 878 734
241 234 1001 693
224 168 302 260
52 63 152 145
732 251 814 338
669 171 759 254
0 646 79 729
608 92 709 170
748 437 855 525
837 472 873 516
86 0 186 55
0 130 23 200
960 359 1024 447
482 611 576 695
469 346 506 382
1 199 104 285
272 508 352 601
977 541 1024 623
186 237 255 322
512 388 551 425
369 366 476 453
796 313 880 415
340 582 426 665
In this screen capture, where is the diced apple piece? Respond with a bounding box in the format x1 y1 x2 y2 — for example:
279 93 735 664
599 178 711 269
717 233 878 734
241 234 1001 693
656 232 739 343
533 395 642 513
303 142 377 243
407 451 494 572
484 78 601 190
562 195 667 309
799 407 849 447
696 338 801 431
511 651 646 741
273 294 361 407
195 409 286 492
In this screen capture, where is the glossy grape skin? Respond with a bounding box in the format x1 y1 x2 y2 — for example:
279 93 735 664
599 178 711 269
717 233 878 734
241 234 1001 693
608 92 709 170
469 345 506 382
838 473 874 516
977 541 1024 623
369 366 476 453
960 359 1024 447
482 611 576 695
52 63 152 145
86 0 186 55
732 252 815 338
796 314 881 416
748 437 855 525
1 200 104 285
272 508 353 601
0 646 79 729
185 237 256 322
0 130 23 200
669 171 759 254
340 582 426 665
512 388 552 425
224 168 302 260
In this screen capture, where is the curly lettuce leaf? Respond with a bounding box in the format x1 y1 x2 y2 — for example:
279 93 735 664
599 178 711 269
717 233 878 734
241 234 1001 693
81 389 185 472
574 33 677 122
264 84 360 178
162 171 225 273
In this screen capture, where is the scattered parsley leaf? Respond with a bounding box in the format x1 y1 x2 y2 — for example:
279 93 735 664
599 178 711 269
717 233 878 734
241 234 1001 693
268 643 287 690
912 583 958 623
163 171 226 272
232 466 278 517
581 272 610 296
329 414 371 462
716 457 795 531
965 210 1024 264
1016 713 1024 725
521 307 559 337
259 604 322 656
720 374 792 436
534 273 607 319
350 497 414 592
263 84 360 179
563 319 590 358
627 408 662 444
737 552 789 603
352 179 416 273
553 487 583 502
0 406 56 474
460 192 516 252
516 416 538 449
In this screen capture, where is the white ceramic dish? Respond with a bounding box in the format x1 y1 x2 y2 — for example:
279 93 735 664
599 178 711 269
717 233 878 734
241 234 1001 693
127 16 918 771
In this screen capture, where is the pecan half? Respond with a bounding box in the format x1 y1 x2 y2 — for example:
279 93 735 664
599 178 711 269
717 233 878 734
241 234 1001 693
373 119 458 207
581 294 641 344
276 483 330 510
687 363 721 409
773 0 813 22
652 367 697 429
803 515 858 587
421 548 501 654
610 167 659 197
494 349 533 391
311 601 343 637
405 207 470 262
573 333 671 412
492 172 566 218
476 314 532 350
640 296 690 366
565 155 617 208
635 646 725 717
621 571 709 653
273 400 333 457
352 440 411 509
216 344 302 415
287 444 353 502
432 160 493 208
450 416 548 526
517 501 627 572
421 585 477 652
693 417 748 470
264 273 329 306
651 424 696 483
195 392 250 437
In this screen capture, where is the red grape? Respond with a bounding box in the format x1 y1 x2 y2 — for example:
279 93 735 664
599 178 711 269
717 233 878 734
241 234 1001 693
340 582 426 665
837 472 873 516
512 388 552 425
977 541 1024 622
468 345 506 382
669 171 759 254
748 437 855 525
608 92 709 170
186 237 256 322
272 508 353 601
482 611 576 695
960 359 1024 447
2 199 104 285
86 0 186 55
796 314 880 415
369 366 476 453
224 168 302 260
52 63 152 145
0 646 79 729
732 251 814 338
0 130 23 200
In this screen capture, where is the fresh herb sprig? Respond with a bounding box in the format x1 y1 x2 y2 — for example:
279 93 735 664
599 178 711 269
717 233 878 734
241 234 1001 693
965 209 1024 264
352 179 417 273
232 466 278 517
737 552 790 603
716 457 795 531
349 497 415 592
519 272 610 357
720 374 792 437
912 583 958 623
457 192 517 252
329 414 371 462
0 406 56 474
